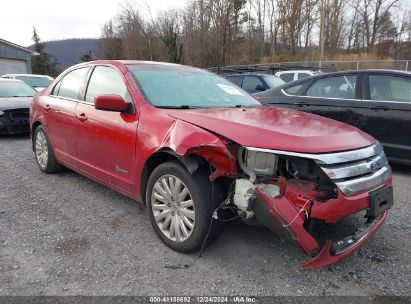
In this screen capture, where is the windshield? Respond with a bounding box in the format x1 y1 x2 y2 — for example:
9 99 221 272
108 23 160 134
263 75 285 88
0 81 36 97
128 64 261 108
15 76 53 88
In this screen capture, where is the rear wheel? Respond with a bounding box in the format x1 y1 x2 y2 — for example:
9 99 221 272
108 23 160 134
34 126 63 173
146 161 223 252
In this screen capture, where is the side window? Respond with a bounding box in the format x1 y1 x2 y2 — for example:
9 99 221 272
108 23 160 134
226 76 242 87
369 75 411 102
242 76 264 91
85 66 129 104
284 84 303 95
51 80 62 95
57 67 89 100
279 73 294 82
306 75 356 99
298 73 311 80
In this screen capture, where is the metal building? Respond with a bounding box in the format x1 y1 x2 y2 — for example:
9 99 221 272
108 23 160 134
0 38 39 75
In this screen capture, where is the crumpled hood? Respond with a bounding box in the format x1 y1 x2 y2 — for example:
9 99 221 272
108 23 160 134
0 97 32 111
167 107 375 154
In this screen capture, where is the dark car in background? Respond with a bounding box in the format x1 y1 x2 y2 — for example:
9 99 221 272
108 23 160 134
226 73 285 93
0 79 36 134
254 70 411 165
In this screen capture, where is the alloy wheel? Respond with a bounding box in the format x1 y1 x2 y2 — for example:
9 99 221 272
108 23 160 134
35 130 48 168
151 174 195 242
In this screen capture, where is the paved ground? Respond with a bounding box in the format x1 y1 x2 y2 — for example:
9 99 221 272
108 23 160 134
0 134 410 296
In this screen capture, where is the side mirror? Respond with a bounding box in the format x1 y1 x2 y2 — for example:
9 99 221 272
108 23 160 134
255 84 265 91
94 94 130 112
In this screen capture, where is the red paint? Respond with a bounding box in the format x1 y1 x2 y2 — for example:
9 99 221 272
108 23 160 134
29 60 391 269
311 179 392 224
255 179 390 269
167 107 375 154
94 94 130 112
255 188 319 256
303 211 388 270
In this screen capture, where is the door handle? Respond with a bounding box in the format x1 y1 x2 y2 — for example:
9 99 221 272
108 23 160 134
294 102 309 107
76 113 88 122
43 104 50 112
370 105 388 111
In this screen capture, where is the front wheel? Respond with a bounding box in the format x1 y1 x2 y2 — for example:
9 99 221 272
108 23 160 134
146 161 223 253
34 125 63 173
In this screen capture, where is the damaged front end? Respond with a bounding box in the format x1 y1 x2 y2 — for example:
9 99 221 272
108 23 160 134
227 143 393 270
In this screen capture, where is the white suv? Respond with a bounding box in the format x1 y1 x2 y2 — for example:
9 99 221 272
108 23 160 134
1 74 54 91
275 70 318 82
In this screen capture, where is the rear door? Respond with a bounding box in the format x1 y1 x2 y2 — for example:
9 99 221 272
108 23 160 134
73 65 139 194
43 67 89 166
361 73 411 163
297 74 364 125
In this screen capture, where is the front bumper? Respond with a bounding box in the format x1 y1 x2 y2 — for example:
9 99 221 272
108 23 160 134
252 181 392 269
303 210 387 270
0 111 29 134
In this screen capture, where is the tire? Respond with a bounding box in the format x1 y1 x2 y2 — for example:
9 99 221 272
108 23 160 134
146 161 223 253
34 125 63 173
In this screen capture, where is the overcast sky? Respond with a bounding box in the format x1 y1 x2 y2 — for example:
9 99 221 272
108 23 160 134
0 0 188 47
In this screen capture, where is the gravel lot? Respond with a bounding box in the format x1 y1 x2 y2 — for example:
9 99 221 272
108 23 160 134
0 134 410 296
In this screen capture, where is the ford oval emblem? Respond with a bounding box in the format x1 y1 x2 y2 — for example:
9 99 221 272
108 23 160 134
369 160 382 171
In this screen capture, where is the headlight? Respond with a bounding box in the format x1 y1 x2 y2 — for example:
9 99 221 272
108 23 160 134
244 149 277 176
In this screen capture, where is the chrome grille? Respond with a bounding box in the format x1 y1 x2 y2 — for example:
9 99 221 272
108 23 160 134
317 144 391 196
246 142 391 197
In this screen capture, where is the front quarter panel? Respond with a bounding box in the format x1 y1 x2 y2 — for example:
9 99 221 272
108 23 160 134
134 105 237 201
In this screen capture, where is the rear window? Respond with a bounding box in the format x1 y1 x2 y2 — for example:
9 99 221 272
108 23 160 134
284 84 303 95
279 73 294 82
263 75 285 88
226 76 242 87
297 73 311 80
15 76 53 88
0 81 36 97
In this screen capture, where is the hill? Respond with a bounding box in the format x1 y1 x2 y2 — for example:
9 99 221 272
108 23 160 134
30 38 100 70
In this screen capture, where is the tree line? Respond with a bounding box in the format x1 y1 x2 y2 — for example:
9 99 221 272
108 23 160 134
97 0 411 67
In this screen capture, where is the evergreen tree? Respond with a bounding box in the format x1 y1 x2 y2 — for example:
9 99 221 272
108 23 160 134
81 50 93 62
31 27 61 77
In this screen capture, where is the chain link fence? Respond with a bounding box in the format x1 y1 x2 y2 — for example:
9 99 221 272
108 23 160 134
208 60 411 75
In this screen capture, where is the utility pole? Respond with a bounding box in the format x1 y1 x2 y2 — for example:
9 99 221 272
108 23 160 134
319 0 325 69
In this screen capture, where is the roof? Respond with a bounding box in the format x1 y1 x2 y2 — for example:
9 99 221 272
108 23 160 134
2 74 53 79
275 70 318 74
0 38 39 56
0 78 23 82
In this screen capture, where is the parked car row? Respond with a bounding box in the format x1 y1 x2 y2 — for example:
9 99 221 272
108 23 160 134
28 60 394 269
254 69 411 165
225 70 319 94
225 73 285 93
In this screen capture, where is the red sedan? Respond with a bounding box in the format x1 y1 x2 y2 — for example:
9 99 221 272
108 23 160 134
30 61 393 269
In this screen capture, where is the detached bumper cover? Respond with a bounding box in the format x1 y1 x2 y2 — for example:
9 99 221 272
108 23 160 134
253 183 391 269
304 210 388 270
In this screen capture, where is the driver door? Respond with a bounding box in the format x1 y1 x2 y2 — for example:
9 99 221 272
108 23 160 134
73 65 139 195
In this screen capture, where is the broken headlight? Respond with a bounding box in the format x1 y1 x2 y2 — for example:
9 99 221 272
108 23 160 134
244 148 278 176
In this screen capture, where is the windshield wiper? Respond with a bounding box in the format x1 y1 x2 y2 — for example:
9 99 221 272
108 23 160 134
156 105 200 109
